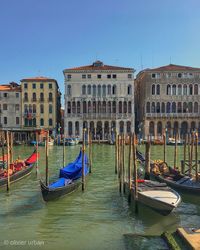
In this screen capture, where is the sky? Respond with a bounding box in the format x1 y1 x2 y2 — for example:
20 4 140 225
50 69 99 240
1 0 200 105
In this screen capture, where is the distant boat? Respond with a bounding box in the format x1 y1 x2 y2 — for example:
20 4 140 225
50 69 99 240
128 179 181 215
167 137 183 145
65 138 76 146
30 140 45 146
0 150 39 188
40 150 89 201
48 138 54 146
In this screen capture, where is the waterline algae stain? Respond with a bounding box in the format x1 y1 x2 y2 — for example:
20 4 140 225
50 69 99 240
0 145 199 250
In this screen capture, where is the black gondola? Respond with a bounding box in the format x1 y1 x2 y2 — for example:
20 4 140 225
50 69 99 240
40 150 89 202
0 151 38 188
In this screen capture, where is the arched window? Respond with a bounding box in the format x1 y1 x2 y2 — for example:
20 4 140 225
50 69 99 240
29 104 32 113
172 84 176 95
32 92 36 101
40 104 44 114
183 84 187 95
77 101 80 113
24 92 28 100
40 118 44 126
128 85 132 95
183 102 187 113
119 121 124 133
87 85 91 95
152 84 155 95
194 102 198 113
188 102 192 113
88 101 92 113
92 101 96 113
156 102 160 113
102 85 106 96
167 85 171 95
123 102 127 113
166 102 171 113
98 85 101 97
128 101 132 113
189 84 193 95
40 92 44 101
82 85 86 95
151 102 155 113
49 104 52 113
67 102 71 114
177 102 182 113
127 121 131 134
49 119 53 126
75 121 79 136
92 85 96 96
174 121 179 135
68 122 73 136
172 102 176 113
119 101 122 113
49 92 53 101
33 104 36 113
67 85 71 96
156 84 160 95
72 101 76 113
107 85 111 95
33 118 36 127
178 84 182 95
97 101 101 113
108 101 111 113
83 101 87 113
194 84 198 95
181 121 188 135
102 101 106 113
112 85 116 95
112 101 116 113
149 121 155 136
157 121 162 135
146 102 150 113
161 102 165 113
24 104 28 113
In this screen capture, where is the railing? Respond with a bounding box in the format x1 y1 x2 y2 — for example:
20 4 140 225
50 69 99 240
66 113 132 119
145 113 199 118
23 113 36 117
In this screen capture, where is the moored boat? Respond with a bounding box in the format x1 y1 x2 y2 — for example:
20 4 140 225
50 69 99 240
40 150 89 201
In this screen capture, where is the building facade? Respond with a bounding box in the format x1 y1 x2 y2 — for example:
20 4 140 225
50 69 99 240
20 77 61 135
135 64 200 139
64 61 135 139
0 82 21 130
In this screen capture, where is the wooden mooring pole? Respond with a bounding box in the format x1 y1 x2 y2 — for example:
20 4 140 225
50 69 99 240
89 131 92 173
122 134 125 194
118 135 122 193
63 134 65 168
6 131 10 192
174 132 177 169
132 132 138 213
45 131 49 186
2 132 5 170
115 129 118 174
182 134 187 174
36 132 39 175
144 141 150 180
195 133 198 181
163 132 166 163
128 134 132 202
82 128 86 191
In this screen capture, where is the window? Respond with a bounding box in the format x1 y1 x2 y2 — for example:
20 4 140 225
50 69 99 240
49 83 52 89
152 84 155 95
40 93 44 101
189 84 193 95
49 119 53 126
177 102 182 113
183 84 187 95
166 102 171 113
24 83 28 89
178 73 182 78
151 73 160 79
16 93 19 98
87 74 91 79
87 85 91 95
194 84 198 95
4 117 7 124
40 118 44 126
102 85 106 96
82 85 86 95
40 83 43 89
49 104 53 113
112 85 116 95
98 85 101 97
49 92 53 101
97 74 101 79
67 74 71 79
178 85 182 95
156 84 160 95
3 93 8 98
156 102 160 113
107 85 111 95
128 74 132 79
40 104 44 113
15 104 19 111
146 102 150 113
166 85 171 95
151 102 155 113
24 92 28 101
92 85 96 96
161 103 165 113
82 74 86 79
172 84 176 95
3 104 7 110
107 74 111 79
128 85 132 95
112 74 117 79
194 102 198 113
16 117 19 125
32 83 36 89
33 104 36 113
32 92 36 101
172 102 176 113
67 85 71 96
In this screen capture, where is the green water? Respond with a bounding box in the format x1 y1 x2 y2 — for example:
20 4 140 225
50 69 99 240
0 145 200 250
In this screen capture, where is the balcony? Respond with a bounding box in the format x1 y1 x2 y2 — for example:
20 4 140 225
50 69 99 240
145 113 199 118
23 112 36 118
66 113 132 120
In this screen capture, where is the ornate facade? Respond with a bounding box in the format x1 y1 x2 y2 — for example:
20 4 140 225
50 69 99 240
64 61 135 139
135 64 200 139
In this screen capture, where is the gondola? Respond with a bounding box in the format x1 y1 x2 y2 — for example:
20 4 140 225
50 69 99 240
40 150 89 202
136 150 200 195
0 150 38 188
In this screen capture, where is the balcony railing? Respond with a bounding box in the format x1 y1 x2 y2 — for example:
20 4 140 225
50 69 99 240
145 113 199 118
66 113 132 119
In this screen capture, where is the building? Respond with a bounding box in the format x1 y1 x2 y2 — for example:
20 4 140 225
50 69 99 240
20 77 61 136
0 82 21 131
135 64 200 139
63 60 135 139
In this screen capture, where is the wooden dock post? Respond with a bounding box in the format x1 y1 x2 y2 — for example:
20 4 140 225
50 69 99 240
45 131 49 186
2 132 5 170
89 131 92 173
82 128 86 191
63 134 65 168
118 134 120 178
195 132 198 181
132 132 138 213
144 141 150 180
118 135 122 193
128 134 132 202
163 132 166 163
36 131 39 175
189 132 194 177
182 134 187 174
6 131 10 191
174 132 177 169
115 129 118 174
10 132 13 163
122 134 125 194
188 133 191 175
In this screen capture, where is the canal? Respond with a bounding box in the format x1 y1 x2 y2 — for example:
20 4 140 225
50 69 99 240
0 144 200 250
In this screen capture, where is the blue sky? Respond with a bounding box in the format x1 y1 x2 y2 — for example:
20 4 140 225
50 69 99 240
1 0 200 104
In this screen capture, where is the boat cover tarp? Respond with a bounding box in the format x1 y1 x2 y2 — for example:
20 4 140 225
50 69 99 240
59 150 89 180
48 177 72 189
25 151 39 165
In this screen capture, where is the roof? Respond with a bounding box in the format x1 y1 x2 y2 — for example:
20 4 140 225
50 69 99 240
64 60 134 72
0 82 21 92
21 76 57 82
146 64 200 72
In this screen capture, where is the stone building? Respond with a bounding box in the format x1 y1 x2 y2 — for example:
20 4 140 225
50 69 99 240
64 61 135 139
0 82 21 130
20 77 61 136
135 64 200 139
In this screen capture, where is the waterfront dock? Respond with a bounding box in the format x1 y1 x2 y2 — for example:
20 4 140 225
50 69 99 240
177 228 200 250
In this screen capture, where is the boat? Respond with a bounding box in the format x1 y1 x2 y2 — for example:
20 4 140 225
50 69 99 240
65 138 76 146
30 140 45 146
128 179 181 215
167 137 183 145
40 150 89 201
0 150 39 188
48 138 54 146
